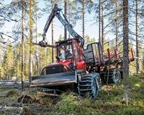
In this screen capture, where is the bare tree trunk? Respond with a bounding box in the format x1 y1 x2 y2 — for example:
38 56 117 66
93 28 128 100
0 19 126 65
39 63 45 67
101 0 104 53
21 0 24 91
99 0 101 43
64 0 67 40
68 3 71 38
123 0 129 75
136 0 139 74
29 0 33 85
82 0 85 38
35 5 39 75
116 1 118 49
51 0 54 62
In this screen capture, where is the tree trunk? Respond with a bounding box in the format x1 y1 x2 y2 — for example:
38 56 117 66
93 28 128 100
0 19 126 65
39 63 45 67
123 0 129 75
29 0 33 85
64 0 67 40
136 0 139 74
51 0 54 62
21 0 24 91
82 0 85 38
101 0 104 53
35 4 39 75
116 1 118 49
99 0 101 43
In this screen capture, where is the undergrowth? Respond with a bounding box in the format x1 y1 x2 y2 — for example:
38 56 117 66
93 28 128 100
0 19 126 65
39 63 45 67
0 74 144 115
53 74 144 115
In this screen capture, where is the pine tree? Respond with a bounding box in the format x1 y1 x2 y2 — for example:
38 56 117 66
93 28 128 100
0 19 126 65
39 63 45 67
75 0 94 38
13 44 21 80
3 43 14 80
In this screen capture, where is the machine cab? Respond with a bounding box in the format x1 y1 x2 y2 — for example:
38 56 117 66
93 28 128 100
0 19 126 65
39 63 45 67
56 38 86 70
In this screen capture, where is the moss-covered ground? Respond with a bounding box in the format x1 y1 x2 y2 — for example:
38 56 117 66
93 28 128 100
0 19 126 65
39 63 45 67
0 74 144 115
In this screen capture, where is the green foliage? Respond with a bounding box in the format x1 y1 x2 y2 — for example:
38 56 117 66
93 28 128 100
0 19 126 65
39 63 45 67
0 64 4 79
2 43 15 79
58 34 63 41
117 106 144 115
51 75 144 114
85 35 96 44
0 76 144 115
122 75 140 87
0 109 22 115
57 92 79 114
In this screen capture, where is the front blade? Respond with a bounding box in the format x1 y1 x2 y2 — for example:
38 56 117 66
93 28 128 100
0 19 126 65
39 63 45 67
30 71 76 87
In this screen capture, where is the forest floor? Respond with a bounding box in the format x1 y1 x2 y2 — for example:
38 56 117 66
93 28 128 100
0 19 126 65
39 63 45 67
0 74 144 115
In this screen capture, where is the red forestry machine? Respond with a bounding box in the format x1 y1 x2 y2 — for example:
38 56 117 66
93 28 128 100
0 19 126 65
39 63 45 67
30 4 134 98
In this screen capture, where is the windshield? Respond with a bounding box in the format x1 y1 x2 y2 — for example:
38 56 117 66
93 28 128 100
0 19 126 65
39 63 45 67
57 44 73 61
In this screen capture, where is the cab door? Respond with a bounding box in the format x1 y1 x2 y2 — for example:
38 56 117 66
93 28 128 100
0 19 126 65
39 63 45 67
72 40 86 70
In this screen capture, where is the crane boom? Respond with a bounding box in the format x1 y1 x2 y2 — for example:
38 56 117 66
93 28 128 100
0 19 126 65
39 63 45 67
41 4 84 47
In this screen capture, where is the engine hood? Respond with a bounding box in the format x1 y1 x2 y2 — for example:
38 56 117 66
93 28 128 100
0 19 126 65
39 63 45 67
40 60 73 75
47 59 72 67
57 59 72 67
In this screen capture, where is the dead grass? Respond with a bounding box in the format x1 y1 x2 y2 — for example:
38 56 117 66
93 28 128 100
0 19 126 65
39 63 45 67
6 89 20 97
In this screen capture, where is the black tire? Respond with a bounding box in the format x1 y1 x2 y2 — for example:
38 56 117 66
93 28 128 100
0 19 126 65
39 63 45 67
78 73 101 98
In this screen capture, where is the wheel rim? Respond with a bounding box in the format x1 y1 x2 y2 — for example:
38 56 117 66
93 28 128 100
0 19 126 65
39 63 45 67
96 76 102 91
92 78 97 97
92 75 101 97
113 69 121 83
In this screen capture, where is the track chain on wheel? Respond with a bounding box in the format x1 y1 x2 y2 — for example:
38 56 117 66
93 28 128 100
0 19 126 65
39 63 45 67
78 73 101 98
104 68 122 84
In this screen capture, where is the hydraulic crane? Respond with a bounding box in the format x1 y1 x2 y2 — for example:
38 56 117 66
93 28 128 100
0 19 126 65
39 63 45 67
38 4 84 48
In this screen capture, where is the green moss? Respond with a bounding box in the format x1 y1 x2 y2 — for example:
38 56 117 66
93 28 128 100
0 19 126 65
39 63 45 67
117 106 144 115
57 92 79 114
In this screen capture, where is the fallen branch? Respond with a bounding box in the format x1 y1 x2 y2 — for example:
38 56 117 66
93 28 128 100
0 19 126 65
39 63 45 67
0 106 22 110
0 95 6 97
18 94 44 104
0 105 23 112
37 91 59 97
